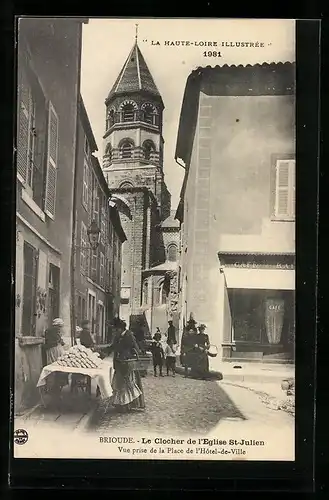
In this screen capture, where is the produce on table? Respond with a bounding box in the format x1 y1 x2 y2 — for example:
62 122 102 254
53 345 102 369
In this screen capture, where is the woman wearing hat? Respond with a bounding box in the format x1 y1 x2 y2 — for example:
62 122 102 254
191 324 210 380
181 314 198 378
108 319 145 412
44 318 66 364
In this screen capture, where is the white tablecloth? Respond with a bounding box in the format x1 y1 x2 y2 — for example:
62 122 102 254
36 359 113 399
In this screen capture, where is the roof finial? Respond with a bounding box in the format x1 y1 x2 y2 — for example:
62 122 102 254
135 23 138 42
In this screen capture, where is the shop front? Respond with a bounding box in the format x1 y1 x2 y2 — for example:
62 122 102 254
228 288 295 361
218 252 295 363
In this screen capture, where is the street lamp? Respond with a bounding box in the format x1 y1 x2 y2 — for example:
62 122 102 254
70 220 101 346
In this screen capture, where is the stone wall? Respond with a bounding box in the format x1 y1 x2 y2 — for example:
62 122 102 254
15 338 44 415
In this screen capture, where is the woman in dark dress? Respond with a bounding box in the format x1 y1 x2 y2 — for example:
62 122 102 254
191 324 210 379
109 320 145 412
181 316 199 378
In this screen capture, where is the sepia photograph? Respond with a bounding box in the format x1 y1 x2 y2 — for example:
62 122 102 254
14 17 296 461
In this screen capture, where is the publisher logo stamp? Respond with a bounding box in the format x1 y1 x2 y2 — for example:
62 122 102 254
14 429 28 445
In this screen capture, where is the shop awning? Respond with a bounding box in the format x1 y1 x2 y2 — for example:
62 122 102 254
224 267 295 291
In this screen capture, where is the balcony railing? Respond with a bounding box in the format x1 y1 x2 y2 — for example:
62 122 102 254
103 148 161 168
106 110 160 131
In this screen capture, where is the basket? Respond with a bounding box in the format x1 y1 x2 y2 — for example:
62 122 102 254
207 345 218 358
125 356 152 371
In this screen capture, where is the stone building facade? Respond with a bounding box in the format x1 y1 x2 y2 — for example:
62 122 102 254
102 40 179 335
74 97 126 344
175 62 295 368
15 18 87 413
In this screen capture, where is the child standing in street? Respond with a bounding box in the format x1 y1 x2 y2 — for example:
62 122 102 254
164 339 177 377
151 331 164 377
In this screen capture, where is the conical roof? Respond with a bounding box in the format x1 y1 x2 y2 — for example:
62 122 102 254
107 42 163 104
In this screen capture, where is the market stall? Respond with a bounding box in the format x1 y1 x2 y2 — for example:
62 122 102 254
37 345 113 408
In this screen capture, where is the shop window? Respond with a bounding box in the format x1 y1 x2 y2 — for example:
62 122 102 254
22 242 38 336
230 290 262 343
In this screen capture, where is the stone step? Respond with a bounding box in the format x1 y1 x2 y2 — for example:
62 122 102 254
175 363 294 384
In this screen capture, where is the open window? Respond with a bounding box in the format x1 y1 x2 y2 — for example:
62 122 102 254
120 139 134 159
122 103 135 122
142 140 155 161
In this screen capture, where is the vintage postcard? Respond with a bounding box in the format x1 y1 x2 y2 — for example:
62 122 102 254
14 17 296 461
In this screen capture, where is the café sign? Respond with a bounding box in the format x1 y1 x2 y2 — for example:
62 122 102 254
228 262 294 270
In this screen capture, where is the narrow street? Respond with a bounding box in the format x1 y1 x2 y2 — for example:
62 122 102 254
90 372 293 435
14 371 294 460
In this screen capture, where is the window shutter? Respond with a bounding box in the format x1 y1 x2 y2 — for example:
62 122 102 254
17 69 30 182
44 102 59 219
80 223 85 273
275 160 290 217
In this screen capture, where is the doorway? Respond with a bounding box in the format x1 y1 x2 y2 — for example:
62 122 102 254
48 264 60 327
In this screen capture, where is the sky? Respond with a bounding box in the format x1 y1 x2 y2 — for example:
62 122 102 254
81 18 295 209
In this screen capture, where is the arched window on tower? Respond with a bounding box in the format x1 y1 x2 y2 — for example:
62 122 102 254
106 109 115 129
142 140 155 161
105 143 112 160
119 181 134 189
167 243 178 262
142 104 157 125
120 139 134 159
122 103 135 122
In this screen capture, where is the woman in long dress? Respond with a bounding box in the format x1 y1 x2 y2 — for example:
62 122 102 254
191 324 210 379
110 320 145 412
181 317 198 378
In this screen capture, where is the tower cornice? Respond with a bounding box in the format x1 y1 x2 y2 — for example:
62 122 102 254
103 120 161 140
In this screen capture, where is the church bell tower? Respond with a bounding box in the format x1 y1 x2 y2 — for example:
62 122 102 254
102 29 171 325
103 30 167 211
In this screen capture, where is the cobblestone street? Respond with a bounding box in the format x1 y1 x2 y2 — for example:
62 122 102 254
15 371 294 460
90 372 293 436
